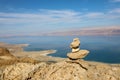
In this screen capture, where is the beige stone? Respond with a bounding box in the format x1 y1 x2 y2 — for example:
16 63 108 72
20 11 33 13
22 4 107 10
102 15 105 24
71 48 80 53
67 50 89 59
70 38 80 49
70 38 80 52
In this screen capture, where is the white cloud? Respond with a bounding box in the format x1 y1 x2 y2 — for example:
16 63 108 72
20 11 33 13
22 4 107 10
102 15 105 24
107 8 120 19
109 8 120 13
0 10 106 25
111 0 120 2
84 12 105 18
0 9 82 25
0 9 120 26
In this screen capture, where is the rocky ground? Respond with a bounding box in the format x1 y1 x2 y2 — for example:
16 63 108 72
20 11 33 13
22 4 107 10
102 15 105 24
0 42 120 80
0 59 120 80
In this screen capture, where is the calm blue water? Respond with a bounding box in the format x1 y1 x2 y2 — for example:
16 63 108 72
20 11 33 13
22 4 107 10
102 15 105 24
0 36 120 63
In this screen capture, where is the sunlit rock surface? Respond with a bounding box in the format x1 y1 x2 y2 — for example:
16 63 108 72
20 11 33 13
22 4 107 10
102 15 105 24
1 60 120 80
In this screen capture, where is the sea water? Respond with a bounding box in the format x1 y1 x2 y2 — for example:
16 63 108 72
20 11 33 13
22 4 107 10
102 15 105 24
0 36 120 63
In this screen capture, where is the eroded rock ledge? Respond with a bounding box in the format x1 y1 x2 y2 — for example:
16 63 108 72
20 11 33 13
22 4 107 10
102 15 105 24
1 60 120 80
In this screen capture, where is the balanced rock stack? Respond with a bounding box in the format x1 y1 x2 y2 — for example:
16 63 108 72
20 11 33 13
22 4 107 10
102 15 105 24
67 38 89 60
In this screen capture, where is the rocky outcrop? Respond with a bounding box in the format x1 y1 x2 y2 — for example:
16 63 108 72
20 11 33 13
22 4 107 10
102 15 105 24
1 62 46 80
67 38 89 60
0 47 39 67
31 60 88 80
0 47 16 60
0 47 14 57
1 60 120 80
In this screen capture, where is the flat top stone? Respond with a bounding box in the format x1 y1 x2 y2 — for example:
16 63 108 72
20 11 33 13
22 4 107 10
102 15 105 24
67 50 89 59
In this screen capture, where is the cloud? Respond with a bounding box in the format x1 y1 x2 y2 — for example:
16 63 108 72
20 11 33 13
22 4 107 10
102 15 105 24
109 8 120 13
0 9 82 25
39 9 80 16
111 0 120 2
107 8 120 19
0 9 120 25
0 8 120 25
84 12 105 18
38 9 82 23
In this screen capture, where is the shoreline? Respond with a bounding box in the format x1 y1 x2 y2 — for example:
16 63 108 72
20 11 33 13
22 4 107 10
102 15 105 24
13 50 65 62
1 42 120 64
13 50 57 57
0 42 65 62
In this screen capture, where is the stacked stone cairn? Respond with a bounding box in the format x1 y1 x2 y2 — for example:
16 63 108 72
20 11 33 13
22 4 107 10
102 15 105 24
67 38 89 60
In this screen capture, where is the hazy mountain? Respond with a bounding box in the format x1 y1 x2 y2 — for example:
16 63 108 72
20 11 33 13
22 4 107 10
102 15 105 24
0 26 120 38
46 26 120 36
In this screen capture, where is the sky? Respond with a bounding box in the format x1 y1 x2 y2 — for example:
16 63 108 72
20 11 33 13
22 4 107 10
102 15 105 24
0 0 120 37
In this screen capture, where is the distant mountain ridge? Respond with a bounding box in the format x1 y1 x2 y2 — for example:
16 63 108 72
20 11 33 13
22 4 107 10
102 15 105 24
47 26 120 36
0 26 120 38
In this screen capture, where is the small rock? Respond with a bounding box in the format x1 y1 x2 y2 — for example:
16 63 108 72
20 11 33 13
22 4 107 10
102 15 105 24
70 38 80 52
